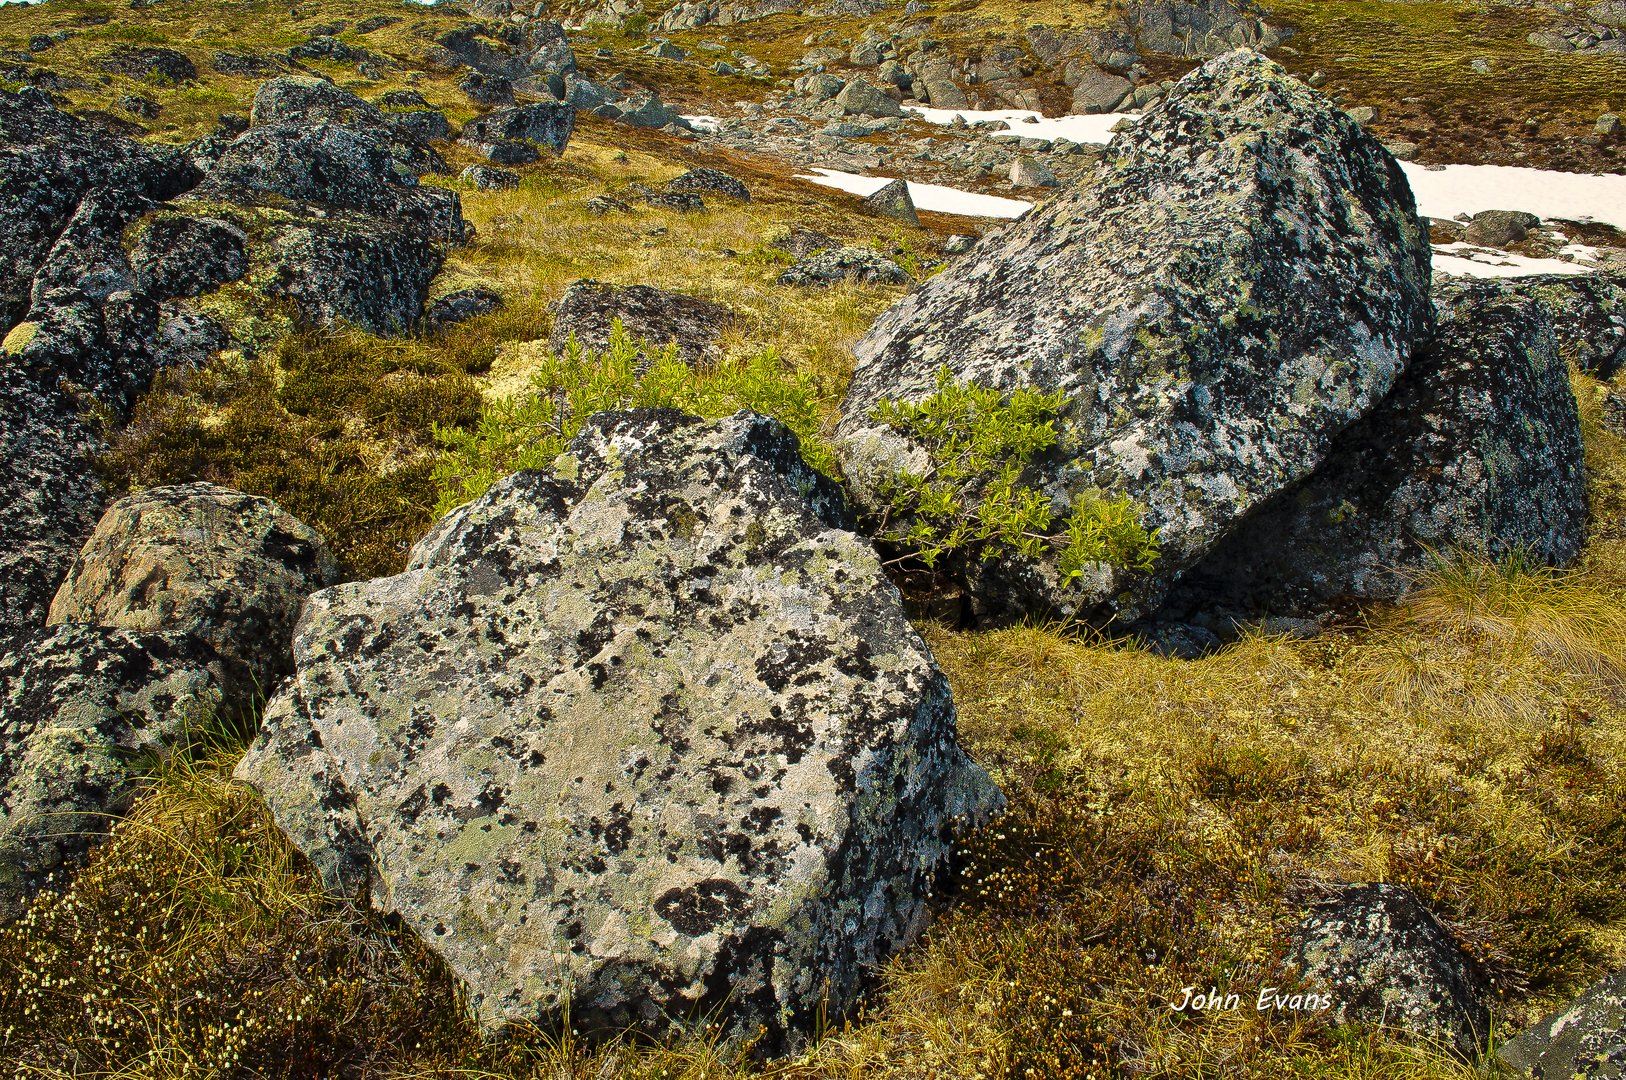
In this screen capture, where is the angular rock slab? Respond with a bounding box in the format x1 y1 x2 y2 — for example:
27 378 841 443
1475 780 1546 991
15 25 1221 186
548 279 735 367
1294 883 1490 1057
236 409 1002 1048
1501 966 1626 1078
1159 279 1586 617
49 482 340 697
0 624 228 921
836 49 1434 626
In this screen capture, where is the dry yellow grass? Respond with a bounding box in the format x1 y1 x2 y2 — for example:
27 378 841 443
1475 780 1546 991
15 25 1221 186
6 0 1626 1074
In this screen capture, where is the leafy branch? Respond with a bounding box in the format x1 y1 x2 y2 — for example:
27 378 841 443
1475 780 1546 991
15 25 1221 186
868 368 1160 579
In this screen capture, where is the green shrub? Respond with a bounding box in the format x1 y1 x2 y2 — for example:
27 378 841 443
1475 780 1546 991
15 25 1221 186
868 368 1160 577
431 322 837 514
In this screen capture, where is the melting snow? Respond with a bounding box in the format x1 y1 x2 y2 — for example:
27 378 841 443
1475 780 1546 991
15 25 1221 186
797 167 1033 219
1400 163 1626 232
905 106 1133 145
1429 242 1595 279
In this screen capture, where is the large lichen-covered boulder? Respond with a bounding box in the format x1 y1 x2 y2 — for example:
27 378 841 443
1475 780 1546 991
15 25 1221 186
1294 883 1490 1057
836 49 1434 627
1158 280 1586 619
236 409 1002 1050
262 215 450 336
48 483 339 696
0 624 229 921
198 123 463 243
1500 966 1626 1078
250 75 386 128
457 100 575 157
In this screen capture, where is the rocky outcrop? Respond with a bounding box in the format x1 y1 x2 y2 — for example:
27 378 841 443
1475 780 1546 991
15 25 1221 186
190 77 466 335
0 88 207 636
779 247 910 287
47 483 339 695
0 624 229 921
1159 280 1585 619
836 50 1433 627
1129 0 1288 59
235 409 1002 1048
549 280 734 366
1500 966 1626 1077
198 123 462 242
262 218 450 335
1294 883 1490 1057
129 213 248 300
0 85 197 325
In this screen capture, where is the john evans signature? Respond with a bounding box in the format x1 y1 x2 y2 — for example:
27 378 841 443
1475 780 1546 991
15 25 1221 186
1169 985 1334 1013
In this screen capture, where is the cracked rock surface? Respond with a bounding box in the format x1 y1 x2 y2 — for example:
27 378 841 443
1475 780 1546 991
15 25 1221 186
1160 279 1587 618
236 409 1002 1050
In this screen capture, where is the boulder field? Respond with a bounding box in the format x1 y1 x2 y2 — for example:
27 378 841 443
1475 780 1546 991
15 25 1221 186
0 39 1615 1061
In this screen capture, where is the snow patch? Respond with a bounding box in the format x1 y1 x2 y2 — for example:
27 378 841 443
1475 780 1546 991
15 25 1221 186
797 167 1033 219
682 115 722 134
1430 242 1595 279
1402 163 1626 232
905 106 1134 145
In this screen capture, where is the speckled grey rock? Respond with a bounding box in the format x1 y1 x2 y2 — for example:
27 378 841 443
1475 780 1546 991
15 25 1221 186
459 101 575 157
1160 279 1585 618
1501 966 1626 1078
0 366 105 637
47 483 339 695
129 213 248 300
0 85 197 327
1009 155 1059 188
460 163 520 190
1294 883 1490 1057
1490 271 1626 379
1463 209 1540 248
250 76 382 128
860 178 919 226
426 285 503 333
198 123 464 243
665 166 750 202
548 279 734 367
836 50 1433 627
835 78 904 118
0 624 229 921
235 409 1002 1050
385 108 452 146
778 247 909 287
262 213 449 335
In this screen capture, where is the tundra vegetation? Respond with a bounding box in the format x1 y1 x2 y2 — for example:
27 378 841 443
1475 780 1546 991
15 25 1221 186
1 0 1624 1076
